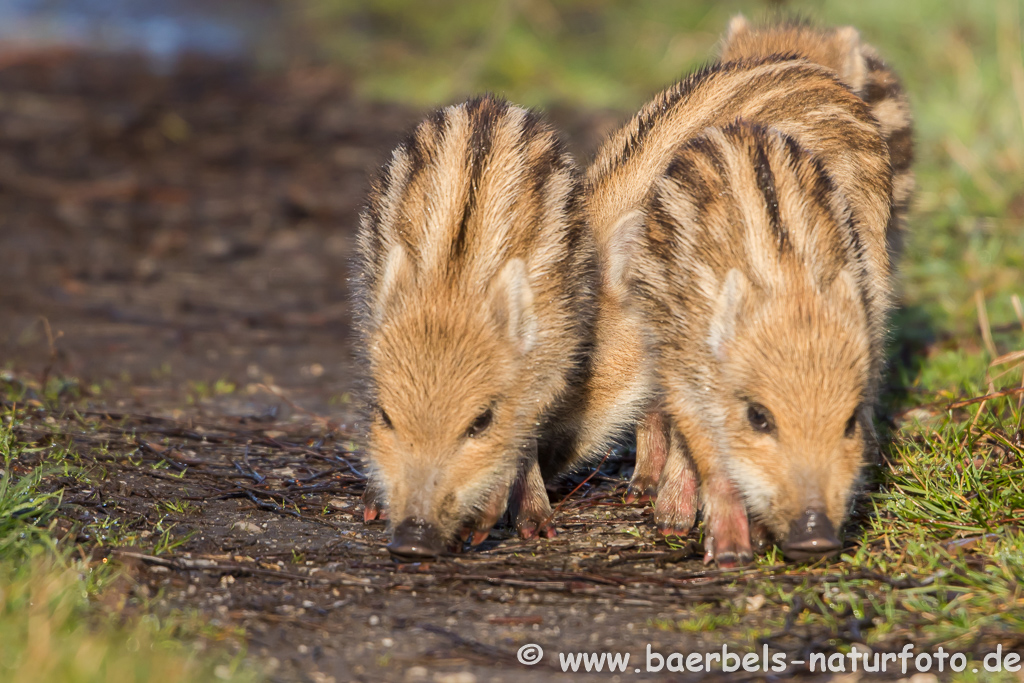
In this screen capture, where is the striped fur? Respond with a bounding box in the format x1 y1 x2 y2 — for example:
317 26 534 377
588 57 893 283
631 123 882 556
355 95 597 547
578 53 895 533
720 14 915 256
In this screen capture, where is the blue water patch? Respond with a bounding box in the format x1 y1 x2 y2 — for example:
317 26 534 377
0 0 281 61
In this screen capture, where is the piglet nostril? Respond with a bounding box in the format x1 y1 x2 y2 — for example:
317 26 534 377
782 508 841 561
387 517 446 560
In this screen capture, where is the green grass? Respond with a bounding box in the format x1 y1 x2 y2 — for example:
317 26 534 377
0 404 259 683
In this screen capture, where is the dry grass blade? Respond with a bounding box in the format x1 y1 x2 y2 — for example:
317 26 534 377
1012 294 1024 330
989 349 1024 367
949 387 1024 408
975 290 999 360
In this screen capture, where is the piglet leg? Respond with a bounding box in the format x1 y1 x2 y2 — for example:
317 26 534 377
625 408 668 503
466 473 516 546
702 474 753 568
509 439 556 540
652 427 699 536
467 440 554 546
654 405 748 567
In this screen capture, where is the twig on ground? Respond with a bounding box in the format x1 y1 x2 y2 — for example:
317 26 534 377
542 447 613 530
113 549 372 586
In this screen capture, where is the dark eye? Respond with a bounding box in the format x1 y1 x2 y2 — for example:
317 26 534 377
377 406 393 430
844 412 858 438
747 403 775 434
466 408 493 438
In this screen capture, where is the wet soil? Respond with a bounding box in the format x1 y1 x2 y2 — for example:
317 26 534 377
0 51 893 682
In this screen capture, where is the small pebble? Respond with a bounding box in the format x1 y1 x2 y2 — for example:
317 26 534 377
404 667 429 683
433 673 476 683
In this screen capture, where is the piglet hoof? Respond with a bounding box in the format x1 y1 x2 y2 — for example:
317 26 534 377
749 520 772 555
470 529 492 546
706 549 753 569
518 517 557 541
362 485 387 523
656 523 692 539
703 532 754 568
624 478 658 505
653 497 696 539
363 504 389 522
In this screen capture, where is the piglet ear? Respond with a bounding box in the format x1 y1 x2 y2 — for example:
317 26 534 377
373 244 413 323
707 268 748 361
828 268 862 306
725 14 751 42
827 268 870 323
605 208 645 300
489 258 536 355
833 25 867 92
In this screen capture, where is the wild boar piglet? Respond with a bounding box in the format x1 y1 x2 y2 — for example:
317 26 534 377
355 96 596 559
626 123 890 565
587 15 912 565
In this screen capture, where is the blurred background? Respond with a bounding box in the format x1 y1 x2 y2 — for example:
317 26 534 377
0 0 1021 415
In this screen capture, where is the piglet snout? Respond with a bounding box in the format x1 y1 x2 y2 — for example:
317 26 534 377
387 517 446 560
783 508 840 561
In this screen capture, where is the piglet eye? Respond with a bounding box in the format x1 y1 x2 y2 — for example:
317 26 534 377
377 406 393 430
466 408 493 438
844 412 858 438
747 403 775 434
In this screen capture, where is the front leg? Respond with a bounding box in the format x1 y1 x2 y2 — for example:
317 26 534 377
463 467 517 546
626 408 668 503
508 439 556 540
465 439 554 546
659 404 752 567
701 473 752 568
652 425 699 536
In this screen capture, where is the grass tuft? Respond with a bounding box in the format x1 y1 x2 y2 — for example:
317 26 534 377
0 407 260 683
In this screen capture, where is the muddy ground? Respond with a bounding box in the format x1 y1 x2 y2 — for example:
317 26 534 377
1 51 901 682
